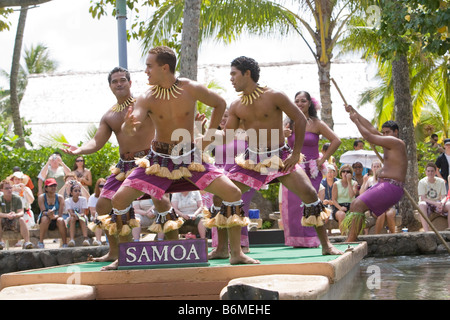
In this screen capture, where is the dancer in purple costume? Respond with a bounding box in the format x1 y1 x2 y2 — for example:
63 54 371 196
343 105 407 242
112 47 258 268
62 67 171 266
207 57 343 258
281 91 341 247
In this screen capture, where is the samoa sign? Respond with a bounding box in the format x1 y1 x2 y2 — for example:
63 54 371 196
118 239 209 269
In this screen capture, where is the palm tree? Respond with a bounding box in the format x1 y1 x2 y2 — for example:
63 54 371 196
179 0 201 80
339 12 449 140
9 5 28 147
337 0 450 230
1 43 58 142
140 0 367 129
23 43 58 74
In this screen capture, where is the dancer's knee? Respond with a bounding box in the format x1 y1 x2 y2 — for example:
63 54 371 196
349 199 367 213
222 184 242 202
152 196 171 213
111 193 128 210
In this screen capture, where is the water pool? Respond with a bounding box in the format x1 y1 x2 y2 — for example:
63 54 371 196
334 254 450 300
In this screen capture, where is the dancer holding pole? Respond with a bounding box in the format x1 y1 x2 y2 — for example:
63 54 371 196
333 79 450 253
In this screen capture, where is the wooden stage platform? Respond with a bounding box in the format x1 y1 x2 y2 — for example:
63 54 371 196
0 242 367 300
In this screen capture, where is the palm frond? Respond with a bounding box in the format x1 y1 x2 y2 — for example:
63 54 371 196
140 0 299 57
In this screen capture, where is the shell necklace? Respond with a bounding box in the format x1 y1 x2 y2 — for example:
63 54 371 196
112 96 136 113
239 85 266 105
150 78 183 100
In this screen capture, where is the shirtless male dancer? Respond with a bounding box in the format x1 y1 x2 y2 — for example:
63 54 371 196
207 56 342 258
62 67 171 267
343 104 407 242
109 46 258 269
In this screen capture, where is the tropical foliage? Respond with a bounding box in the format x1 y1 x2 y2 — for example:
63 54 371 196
338 0 449 143
0 43 58 147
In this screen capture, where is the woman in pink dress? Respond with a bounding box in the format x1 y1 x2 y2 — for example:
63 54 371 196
281 91 341 247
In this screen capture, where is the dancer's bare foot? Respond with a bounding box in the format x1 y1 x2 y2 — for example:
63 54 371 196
208 248 229 260
90 252 117 263
230 252 260 265
100 259 119 271
322 245 343 255
241 246 250 254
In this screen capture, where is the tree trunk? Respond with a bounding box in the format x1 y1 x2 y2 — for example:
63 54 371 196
314 1 334 130
318 60 334 129
391 55 421 231
9 5 28 148
179 0 201 80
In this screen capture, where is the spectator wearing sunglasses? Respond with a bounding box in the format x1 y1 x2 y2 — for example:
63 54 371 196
72 156 92 193
332 164 358 233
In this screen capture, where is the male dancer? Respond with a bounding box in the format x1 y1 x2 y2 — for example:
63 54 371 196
343 105 407 241
110 46 257 269
62 67 171 267
207 56 342 258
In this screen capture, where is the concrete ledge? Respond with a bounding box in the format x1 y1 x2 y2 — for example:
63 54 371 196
3 228 96 248
0 246 109 275
220 274 330 300
330 231 450 256
0 283 96 300
0 243 366 300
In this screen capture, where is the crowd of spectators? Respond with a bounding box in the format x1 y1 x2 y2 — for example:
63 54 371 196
1 137 449 250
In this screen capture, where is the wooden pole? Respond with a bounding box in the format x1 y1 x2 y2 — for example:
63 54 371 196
331 78 450 253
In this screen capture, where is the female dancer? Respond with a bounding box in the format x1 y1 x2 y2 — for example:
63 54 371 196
281 91 341 247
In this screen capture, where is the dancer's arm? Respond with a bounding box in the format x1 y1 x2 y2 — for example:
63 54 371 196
345 104 381 137
62 116 112 155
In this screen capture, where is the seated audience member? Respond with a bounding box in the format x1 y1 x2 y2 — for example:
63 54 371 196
435 138 450 191
88 178 106 246
59 173 90 200
10 171 35 230
37 152 71 196
429 134 444 153
320 164 338 208
360 160 396 234
352 162 364 197
72 156 92 193
11 166 34 190
353 139 364 150
0 179 33 249
172 191 205 238
65 183 90 247
332 165 358 233
444 175 450 230
132 197 157 241
418 162 450 231
37 178 67 248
